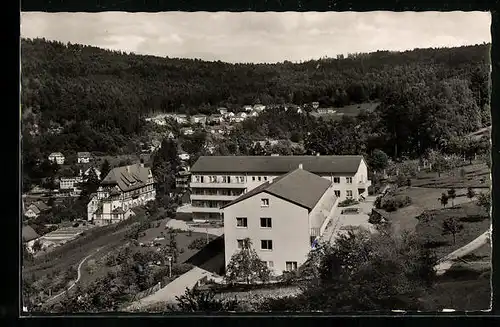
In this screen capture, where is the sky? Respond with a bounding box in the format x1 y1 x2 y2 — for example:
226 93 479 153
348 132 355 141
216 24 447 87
21 11 491 64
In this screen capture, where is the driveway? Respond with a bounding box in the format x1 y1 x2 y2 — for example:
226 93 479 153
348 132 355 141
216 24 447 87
320 196 377 244
126 266 217 310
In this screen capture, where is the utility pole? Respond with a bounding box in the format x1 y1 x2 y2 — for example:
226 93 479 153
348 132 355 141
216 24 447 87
206 227 209 244
167 256 172 278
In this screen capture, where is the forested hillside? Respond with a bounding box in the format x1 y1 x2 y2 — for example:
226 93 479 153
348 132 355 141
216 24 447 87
21 37 490 165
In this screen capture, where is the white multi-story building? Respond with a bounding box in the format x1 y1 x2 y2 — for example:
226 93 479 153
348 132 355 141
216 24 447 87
77 152 91 164
222 167 338 275
87 163 156 225
59 176 83 190
189 155 371 222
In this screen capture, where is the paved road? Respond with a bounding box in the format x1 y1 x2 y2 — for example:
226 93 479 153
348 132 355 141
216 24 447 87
434 230 491 276
126 266 217 310
43 247 102 306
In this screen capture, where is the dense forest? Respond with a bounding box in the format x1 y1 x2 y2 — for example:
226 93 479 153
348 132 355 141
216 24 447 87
21 38 491 180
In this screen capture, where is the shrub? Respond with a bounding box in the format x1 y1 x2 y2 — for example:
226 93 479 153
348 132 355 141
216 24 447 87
172 263 194 276
338 198 359 207
380 195 412 212
188 238 208 250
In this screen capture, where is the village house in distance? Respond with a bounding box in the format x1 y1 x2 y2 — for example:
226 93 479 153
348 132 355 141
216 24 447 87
189 155 370 222
87 163 156 225
222 166 338 274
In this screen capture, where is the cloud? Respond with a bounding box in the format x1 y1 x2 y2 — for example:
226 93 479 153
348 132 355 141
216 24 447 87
20 11 491 63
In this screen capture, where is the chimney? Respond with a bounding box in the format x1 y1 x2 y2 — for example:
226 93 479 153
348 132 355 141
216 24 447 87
298 163 303 170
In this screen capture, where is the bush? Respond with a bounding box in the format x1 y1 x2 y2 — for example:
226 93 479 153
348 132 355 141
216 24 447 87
188 238 208 250
380 195 412 212
172 263 194 276
338 198 359 207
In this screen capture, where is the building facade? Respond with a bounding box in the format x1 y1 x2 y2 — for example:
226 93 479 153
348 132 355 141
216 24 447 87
48 152 65 165
189 155 370 222
77 152 91 164
222 168 338 275
87 163 156 225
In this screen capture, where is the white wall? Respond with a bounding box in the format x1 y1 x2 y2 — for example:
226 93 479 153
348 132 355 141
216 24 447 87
223 192 310 275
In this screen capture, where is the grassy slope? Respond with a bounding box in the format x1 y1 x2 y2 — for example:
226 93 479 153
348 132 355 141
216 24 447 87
415 202 490 259
411 162 490 189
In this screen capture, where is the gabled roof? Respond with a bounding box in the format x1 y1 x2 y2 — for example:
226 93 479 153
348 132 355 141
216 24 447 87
221 168 332 211
191 155 364 175
101 164 153 192
77 152 91 158
49 152 64 157
22 225 39 242
27 205 41 215
34 201 49 211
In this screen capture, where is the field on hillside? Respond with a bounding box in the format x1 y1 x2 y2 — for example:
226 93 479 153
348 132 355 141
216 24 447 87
134 219 217 264
420 269 491 311
381 187 475 234
415 202 490 259
411 162 490 189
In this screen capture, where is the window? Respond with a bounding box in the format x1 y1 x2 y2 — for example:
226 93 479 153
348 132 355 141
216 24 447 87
346 177 353 184
346 190 353 198
261 240 273 250
260 217 272 228
236 217 248 228
359 174 364 183
193 175 202 183
333 177 340 184
258 176 262 181
334 190 341 197
261 198 269 207
237 176 245 183
267 261 274 269
237 239 249 249
264 176 268 181
209 176 217 183
252 176 256 181
286 261 298 272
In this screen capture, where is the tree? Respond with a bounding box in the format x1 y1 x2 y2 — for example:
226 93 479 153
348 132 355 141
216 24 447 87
428 150 449 177
438 193 449 208
100 160 111 181
225 238 270 285
172 286 239 312
152 138 181 199
261 230 436 312
32 239 42 252
476 191 491 211
442 218 464 245
81 167 100 197
368 149 389 173
447 188 457 206
466 187 476 200
169 230 179 263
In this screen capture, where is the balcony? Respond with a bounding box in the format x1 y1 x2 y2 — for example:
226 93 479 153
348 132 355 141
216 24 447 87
190 206 222 213
190 182 247 189
190 194 240 201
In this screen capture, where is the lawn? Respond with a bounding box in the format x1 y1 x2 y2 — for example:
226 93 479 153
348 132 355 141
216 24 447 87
379 186 475 234
420 270 491 311
134 218 217 263
411 161 490 189
415 202 490 259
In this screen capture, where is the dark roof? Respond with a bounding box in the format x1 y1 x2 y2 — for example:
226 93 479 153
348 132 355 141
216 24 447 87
34 201 50 211
191 155 364 174
22 225 39 242
221 168 332 211
78 152 91 157
101 164 153 192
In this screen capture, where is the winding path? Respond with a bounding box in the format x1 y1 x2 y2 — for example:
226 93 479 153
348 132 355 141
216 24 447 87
44 247 102 305
434 230 491 276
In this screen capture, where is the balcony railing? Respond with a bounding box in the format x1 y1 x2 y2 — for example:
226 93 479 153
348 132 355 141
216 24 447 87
190 182 247 189
190 194 239 201
191 206 222 213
